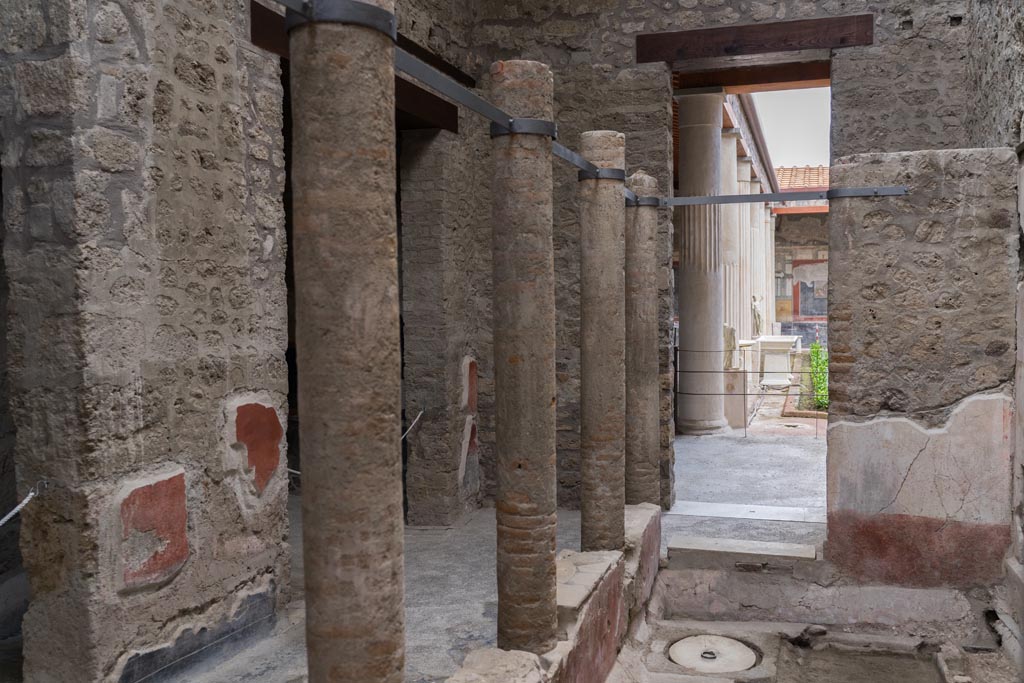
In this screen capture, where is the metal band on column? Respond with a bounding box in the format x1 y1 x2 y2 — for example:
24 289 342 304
579 168 626 181
489 118 558 138
286 0 398 40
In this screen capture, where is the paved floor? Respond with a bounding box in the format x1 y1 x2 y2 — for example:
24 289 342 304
5 393 827 683
667 392 828 549
191 497 583 683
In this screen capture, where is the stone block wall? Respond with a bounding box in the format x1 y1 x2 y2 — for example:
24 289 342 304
0 0 289 679
827 148 1019 587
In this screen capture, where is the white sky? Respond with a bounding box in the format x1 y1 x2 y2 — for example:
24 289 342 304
751 87 831 167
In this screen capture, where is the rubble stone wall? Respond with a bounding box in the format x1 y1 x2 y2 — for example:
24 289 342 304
0 0 289 678
471 0 975 507
827 148 1019 587
965 0 1024 148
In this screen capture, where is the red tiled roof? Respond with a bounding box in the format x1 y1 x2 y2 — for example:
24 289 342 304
776 166 829 191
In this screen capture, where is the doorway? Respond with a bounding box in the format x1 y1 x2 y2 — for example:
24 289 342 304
668 79 831 550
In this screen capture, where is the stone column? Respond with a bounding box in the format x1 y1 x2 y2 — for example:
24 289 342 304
675 92 727 434
720 132 740 341
289 8 404 682
749 175 765 337
626 172 663 506
579 131 627 550
490 60 558 654
766 210 777 331
737 158 753 340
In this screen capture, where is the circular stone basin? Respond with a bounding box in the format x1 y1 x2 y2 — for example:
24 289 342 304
668 635 758 674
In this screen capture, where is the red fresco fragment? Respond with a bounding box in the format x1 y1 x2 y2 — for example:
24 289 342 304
121 473 188 588
236 403 284 494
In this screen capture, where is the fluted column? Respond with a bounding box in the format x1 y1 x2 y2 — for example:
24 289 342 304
766 209 777 332
579 130 627 551
625 171 661 506
720 131 740 340
737 158 752 341
289 5 403 680
747 175 762 338
675 91 727 434
490 60 558 654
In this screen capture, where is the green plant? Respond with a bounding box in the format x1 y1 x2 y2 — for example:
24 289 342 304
809 341 829 411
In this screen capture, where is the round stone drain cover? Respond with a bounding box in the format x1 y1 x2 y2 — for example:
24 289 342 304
668 635 758 674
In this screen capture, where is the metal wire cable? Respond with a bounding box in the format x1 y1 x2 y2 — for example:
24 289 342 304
0 481 47 528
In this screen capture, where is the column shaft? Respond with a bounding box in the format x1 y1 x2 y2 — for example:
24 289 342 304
289 9 403 683
580 131 627 551
752 188 767 334
720 134 740 340
490 60 559 654
675 93 727 434
625 171 662 506
766 211 777 332
737 159 752 340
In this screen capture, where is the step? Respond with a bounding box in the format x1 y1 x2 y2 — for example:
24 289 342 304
667 535 817 572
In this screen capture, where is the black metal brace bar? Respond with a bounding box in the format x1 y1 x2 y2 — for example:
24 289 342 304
663 186 908 206
274 0 308 13
552 142 599 174
395 48 510 126
579 168 626 181
388 40 913 211
489 119 559 139
285 0 398 40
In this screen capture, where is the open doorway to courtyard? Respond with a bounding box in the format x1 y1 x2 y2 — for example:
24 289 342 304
669 86 831 550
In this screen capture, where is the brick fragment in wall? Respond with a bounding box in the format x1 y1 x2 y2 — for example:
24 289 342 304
462 356 478 414
120 471 189 591
235 403 283 495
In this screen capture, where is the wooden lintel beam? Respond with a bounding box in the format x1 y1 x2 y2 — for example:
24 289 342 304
676 60 832 93
637 14 874 63
394 76 459 133
251 0 288 59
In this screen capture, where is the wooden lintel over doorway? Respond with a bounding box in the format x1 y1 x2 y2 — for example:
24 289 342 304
675 60 831 94
249 0 461 133
636 14 874 63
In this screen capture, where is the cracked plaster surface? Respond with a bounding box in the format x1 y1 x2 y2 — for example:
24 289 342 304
828 391 1012 524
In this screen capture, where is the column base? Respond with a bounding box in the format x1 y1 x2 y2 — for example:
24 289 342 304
675 416 730 435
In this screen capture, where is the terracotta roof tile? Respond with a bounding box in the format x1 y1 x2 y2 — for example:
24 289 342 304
776 166 829 191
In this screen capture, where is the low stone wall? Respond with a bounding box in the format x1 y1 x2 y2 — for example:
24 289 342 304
448 504 661 683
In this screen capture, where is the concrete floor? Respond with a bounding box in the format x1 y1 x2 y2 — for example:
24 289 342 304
666 393 828 548
190 496 582 683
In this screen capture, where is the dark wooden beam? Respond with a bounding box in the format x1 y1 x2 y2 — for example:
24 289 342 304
395 34 475 89
637 14 874 63
251 0 288 59
249 0 458 133
394 76 459 132
674 60 831 93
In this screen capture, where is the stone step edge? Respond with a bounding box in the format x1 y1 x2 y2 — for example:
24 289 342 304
667 535 818 565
